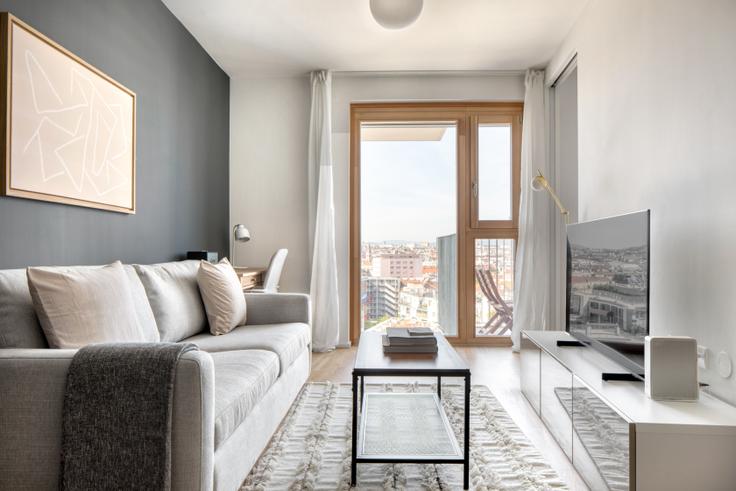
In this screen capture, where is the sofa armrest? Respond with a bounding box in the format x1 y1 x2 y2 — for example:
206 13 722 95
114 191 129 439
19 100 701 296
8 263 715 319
171 350 215 491
0 349 215 491
244 292 311 326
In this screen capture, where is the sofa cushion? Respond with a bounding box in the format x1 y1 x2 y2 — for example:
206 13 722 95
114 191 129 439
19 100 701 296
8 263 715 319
210 349 279 448
134 261 207 342
0 269 47 349
123 265 159 337
27 261 155 348
0 265 160 349
196 259 247 335
183 322 310 375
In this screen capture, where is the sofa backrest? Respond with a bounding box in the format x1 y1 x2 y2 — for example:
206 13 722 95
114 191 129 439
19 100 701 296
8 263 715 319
0 262 205 349
0 269 48 349
133 260 207 342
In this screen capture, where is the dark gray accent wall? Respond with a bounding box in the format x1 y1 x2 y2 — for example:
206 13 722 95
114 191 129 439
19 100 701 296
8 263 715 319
0 0 229 268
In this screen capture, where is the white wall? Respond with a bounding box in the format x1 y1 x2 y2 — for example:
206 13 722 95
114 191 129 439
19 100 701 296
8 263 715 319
547 0 736 403
230 72 525 345
229 76 311 293
332 72 525 345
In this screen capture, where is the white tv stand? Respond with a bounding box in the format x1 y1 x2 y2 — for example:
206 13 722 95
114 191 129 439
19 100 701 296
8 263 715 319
521 330 736 490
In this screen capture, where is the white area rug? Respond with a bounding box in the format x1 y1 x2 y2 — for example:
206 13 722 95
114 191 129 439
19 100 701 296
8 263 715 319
241 382 566 490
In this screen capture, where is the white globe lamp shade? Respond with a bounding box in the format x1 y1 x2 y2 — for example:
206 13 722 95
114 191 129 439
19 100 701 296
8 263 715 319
370 0 423 29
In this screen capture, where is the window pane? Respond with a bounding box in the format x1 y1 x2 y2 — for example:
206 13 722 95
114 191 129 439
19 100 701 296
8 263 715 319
474 238 514 336
478 124 512 221
360 123 458 336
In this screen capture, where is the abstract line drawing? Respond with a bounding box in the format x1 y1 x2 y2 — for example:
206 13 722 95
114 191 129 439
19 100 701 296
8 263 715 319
2 14 136 213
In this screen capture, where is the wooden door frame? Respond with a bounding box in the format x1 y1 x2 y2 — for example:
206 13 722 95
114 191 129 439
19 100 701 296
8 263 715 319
350 102 523 346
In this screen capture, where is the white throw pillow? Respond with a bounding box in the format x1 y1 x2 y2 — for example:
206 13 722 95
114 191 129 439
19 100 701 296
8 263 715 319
197 258 247 335
134 260 207 342
27 261 155 349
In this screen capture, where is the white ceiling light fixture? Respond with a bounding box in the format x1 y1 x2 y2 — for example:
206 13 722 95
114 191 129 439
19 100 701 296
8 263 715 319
369 0 424 30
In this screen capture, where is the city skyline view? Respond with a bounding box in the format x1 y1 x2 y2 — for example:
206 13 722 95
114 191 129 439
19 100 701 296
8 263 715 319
359 122 515 336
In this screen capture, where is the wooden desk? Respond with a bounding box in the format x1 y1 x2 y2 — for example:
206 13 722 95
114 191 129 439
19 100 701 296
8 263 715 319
233 266 265 290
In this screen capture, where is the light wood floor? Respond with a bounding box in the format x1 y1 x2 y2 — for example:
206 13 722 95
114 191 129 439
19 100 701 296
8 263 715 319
311 346 589 490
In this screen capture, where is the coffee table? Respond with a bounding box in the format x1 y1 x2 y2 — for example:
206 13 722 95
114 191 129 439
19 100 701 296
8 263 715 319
351 331 471 489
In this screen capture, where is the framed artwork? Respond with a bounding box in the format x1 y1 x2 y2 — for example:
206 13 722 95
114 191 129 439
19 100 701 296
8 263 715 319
0 13 136 213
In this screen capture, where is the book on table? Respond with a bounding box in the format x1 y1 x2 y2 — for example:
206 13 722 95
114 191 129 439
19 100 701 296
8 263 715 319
407 327 434 336
382 335 438 353
383 328 438 353
386 327 437 345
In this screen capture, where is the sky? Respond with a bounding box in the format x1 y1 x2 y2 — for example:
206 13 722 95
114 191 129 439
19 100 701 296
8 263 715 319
361 125 511 243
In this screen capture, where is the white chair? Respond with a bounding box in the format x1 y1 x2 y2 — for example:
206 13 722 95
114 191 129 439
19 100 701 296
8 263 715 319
254 249 288 293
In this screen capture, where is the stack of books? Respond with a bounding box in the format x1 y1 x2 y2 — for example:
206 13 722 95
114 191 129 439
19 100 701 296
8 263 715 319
382 327 438 354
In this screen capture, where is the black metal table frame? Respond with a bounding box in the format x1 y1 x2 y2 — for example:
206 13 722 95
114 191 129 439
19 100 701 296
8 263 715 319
350 368 471 490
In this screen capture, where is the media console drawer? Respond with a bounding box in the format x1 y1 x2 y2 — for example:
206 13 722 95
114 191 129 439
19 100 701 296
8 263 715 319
520 330 736 491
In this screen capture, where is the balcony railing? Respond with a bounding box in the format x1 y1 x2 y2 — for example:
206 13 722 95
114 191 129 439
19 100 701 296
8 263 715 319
359 237 515 337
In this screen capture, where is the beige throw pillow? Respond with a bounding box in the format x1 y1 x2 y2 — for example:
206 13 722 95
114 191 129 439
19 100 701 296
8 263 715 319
27 261 154 349
134 260 206 342
197 258 247 335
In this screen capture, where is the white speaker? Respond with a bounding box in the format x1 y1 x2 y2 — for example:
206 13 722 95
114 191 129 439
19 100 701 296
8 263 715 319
645 336 699 401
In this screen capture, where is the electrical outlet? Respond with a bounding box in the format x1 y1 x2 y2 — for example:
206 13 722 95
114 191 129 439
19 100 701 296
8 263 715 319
717 351 733 379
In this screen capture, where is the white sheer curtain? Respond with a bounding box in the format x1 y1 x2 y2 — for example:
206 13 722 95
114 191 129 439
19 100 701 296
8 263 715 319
513 69 552 350
308 70 340 352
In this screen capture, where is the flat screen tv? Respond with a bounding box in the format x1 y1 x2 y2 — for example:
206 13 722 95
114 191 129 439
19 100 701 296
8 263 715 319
566 210 650 376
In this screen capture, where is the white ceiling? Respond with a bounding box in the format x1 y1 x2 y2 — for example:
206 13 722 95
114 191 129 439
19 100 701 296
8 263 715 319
162 0 588 78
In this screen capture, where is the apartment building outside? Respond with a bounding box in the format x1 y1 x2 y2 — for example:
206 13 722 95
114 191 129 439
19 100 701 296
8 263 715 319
361 277 400 321
371 254 423 278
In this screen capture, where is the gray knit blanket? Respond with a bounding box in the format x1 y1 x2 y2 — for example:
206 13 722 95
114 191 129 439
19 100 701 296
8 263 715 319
61 342 198 491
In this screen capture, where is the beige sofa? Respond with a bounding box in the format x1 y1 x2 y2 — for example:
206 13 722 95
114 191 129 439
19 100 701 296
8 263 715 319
0 260 311 491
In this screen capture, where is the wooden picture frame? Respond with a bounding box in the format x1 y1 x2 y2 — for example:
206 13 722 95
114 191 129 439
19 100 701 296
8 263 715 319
0 13 136 213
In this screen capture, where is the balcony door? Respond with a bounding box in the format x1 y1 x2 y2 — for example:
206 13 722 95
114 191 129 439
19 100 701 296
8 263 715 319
350 103 522 345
